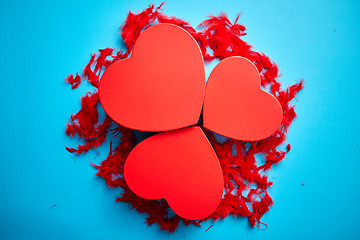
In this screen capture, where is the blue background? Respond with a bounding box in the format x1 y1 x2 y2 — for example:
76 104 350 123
1 0 359 239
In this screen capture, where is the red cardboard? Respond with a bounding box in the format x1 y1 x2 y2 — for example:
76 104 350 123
203 56 283 141
99 23 205 132
124 126 224 220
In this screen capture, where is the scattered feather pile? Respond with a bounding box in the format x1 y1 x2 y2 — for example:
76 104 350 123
65 3 303 232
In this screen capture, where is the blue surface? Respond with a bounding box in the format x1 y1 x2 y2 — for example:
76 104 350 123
1 0 360 239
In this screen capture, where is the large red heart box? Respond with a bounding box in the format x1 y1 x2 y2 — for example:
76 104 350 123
99 24 205 132
124 126 224 220
203 56 283 141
